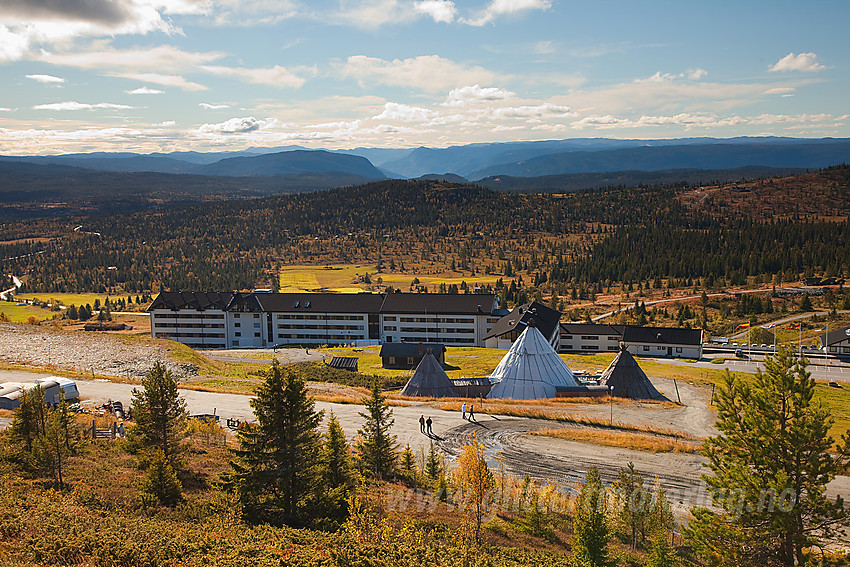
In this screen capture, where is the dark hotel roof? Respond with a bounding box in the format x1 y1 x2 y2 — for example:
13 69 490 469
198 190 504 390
149 291 233 311
484 301 561 341
150 291 497 316
621 326 703 346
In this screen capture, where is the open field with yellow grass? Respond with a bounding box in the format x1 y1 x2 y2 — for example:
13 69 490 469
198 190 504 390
530 427 701 453
279 263 501 293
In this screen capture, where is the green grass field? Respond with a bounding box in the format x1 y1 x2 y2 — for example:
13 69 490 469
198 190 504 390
0 302 52 323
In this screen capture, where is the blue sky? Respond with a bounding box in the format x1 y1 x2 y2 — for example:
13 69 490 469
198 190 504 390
0 0 847 154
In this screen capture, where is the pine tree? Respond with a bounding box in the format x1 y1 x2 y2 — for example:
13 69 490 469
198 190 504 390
129 362 187 467
646 531 679 567
140 449 183 507
322 411 354 490
424 440 441 481
572 466 614 567
611 462 651 549
357 379 397 480
685 348 849 566
226 362 323 526
400 443 417 485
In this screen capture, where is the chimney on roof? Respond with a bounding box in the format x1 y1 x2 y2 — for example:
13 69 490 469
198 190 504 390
528 317 537 328
418 341 424 354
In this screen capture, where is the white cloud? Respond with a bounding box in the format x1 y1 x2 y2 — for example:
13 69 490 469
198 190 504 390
490 102 572 119
0 107 12 112
569 111 846 131
686 68 707 80
0 0 206 61
372 102 436 122
42 45 223 72
467 0 550 26
32 101 133 111
199 102 230 110
200 64 307 88
414 0 456 23
765 87 795 95
333 0 416 28
26 73 64 83
126 86 163 94
341 55 498 92
769 52 826 73
196 116 276 134
154 120 176 126
211 0 299 26
109 72 207 91
443 84 515 106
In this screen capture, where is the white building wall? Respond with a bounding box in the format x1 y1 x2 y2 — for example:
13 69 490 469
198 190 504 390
270 312 370 345
381 313 495 347
560 332 621 353
625 343 702 359
150 308 227 349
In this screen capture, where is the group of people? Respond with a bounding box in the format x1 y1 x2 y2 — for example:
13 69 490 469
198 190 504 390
461 402 475 421
419 402 478 436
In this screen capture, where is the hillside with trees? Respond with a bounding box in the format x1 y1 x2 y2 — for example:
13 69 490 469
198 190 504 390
1 167 848 305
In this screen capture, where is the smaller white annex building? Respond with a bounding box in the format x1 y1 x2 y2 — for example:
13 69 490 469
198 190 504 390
821 326 850 356
488 324 585 400
559 323 703 359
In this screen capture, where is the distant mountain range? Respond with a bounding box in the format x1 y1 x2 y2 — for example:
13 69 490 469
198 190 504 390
1 137 848 209
0 149 384 179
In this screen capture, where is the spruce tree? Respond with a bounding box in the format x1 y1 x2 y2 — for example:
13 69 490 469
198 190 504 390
424 440 441 481
318 411 355 524
572 466 614 567
399 443 417 485
685 348 849 566
129 362 187 467
140 449 183 507
227 362 323 526
357 379 397 480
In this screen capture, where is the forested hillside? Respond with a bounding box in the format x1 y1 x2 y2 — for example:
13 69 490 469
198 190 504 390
2 166 848 297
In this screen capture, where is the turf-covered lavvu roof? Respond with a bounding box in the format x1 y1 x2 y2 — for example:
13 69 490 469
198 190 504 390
600 346 664 400
399 351 457 398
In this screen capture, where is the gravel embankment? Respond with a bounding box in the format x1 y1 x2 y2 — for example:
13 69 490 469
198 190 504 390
0 323 198 380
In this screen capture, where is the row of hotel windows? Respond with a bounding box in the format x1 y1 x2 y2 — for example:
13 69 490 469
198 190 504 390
396 327 475 334
154 323 225 329
396 336 475 344
155 332 226 339
276 324 364 331
563 345 620 351
385 316 475 324
274 314 365 321
277 333 365 340
154 313 225 320
562 335 620 341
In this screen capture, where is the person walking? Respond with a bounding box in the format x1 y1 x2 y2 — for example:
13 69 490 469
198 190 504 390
462 402 466 420
426 416 433 435
419 414 426 433
468 404 475 422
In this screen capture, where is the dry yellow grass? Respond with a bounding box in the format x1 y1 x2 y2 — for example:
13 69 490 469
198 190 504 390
531 427 701 453
278 263 501 293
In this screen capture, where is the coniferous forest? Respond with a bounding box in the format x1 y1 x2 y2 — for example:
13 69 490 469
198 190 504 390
1 165 848 297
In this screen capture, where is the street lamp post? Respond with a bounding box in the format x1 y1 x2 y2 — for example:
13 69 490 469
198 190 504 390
609 385 614 425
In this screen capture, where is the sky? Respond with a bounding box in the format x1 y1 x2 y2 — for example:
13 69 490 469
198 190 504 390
0 0 848 155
